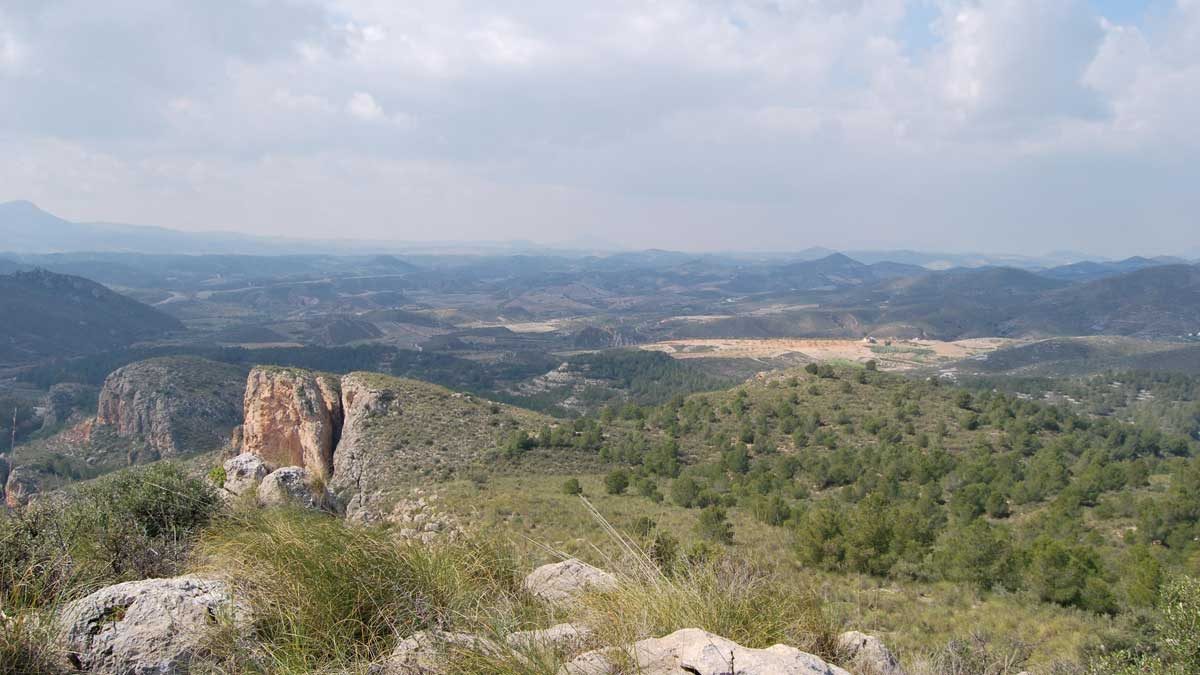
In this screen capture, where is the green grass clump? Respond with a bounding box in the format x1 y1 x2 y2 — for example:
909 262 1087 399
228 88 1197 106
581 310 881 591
190 509 538 672
0 612 60 675
563 500 838 662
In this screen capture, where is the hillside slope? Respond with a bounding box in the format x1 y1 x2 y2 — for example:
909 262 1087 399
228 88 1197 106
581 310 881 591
0 269 182 364
1016 264 1200 338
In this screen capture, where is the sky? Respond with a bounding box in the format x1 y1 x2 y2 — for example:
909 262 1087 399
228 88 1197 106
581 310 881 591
0 0 1197 256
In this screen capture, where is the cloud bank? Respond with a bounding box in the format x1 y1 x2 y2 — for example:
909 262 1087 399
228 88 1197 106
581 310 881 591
0 0 1197 255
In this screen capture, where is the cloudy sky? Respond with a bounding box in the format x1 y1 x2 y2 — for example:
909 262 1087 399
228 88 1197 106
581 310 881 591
1 0 1197 255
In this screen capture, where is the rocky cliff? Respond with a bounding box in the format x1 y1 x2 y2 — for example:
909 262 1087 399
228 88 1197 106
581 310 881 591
241 367 343 479
94 357 246 460
237 368 549 502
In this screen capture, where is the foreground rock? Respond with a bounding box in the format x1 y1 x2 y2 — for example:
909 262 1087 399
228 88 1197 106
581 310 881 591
507 623 593 653
561 628 851 675
371 623 594 674
222 452 269 497
256 466 336 512
242 366 342 479
523 558 618 606
371 630 498 674
58 575 243 674
95 357 245 460
837 631 906 675
4 465 39 508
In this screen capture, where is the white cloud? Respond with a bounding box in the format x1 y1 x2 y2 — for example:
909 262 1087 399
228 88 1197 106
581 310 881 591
0 0 1198 255
0 29 24 73
346 91 384 121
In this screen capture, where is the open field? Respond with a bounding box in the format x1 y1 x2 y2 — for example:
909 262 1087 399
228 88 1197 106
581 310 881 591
640 337 1014 371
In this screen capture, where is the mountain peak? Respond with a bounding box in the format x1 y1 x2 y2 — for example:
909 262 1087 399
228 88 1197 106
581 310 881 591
1 199 43 212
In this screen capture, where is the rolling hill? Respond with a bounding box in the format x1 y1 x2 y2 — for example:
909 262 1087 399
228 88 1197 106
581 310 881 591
1016 264 1200 338
0 269 183 364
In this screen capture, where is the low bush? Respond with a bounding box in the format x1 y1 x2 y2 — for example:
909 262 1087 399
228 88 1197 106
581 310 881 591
0 462 220 612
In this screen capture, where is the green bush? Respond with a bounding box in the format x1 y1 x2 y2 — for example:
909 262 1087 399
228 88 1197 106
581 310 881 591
696 506 733 545
0 462 220 611
1089 575 1200 674
561 478 582 496
604 470 630 495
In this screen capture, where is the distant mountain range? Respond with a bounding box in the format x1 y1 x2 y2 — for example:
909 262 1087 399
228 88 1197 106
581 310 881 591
0 201 563 257
3 200 1194 268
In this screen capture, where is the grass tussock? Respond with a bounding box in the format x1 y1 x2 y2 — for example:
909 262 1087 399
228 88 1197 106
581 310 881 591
574 501 839 662
190 507 543 673
0 611 61 675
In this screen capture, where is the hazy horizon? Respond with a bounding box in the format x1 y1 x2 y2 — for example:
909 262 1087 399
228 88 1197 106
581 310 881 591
2 1 1198 257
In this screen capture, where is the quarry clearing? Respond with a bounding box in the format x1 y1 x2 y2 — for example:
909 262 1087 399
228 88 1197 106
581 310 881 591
641 337 1013 371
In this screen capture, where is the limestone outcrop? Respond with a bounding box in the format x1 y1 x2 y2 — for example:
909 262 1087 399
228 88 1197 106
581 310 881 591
561 628 851 675
94 357 245 459
4 465 39 508
330 372 392 495
507 623 593 653
222 452 269 497
837 631 906 675
373 630 497 673
257 466 336 512
40 383 97 430
241 367 342 479
523 558 618 607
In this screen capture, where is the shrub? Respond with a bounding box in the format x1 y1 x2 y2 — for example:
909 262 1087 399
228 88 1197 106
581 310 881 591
636 478 663 503
631 516 657 538
207 464 227 488
604 470 630 495
561 478 582 496
69 462 221 580
1089 575 1200 674
671 476 701 508
696 506 733 545
0 462 220 611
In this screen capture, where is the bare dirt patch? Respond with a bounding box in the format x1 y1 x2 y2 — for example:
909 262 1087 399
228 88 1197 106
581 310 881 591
641 337 1014 371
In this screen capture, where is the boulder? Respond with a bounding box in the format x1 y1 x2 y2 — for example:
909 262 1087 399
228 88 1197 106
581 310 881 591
57 575 244 674
372 630 498 673
256 467 335 511
241 367 342 479
507 623 593 653
222 453 268 496
560 628 851 675
523 559 617 606
4 465 39 508
837 631 905 675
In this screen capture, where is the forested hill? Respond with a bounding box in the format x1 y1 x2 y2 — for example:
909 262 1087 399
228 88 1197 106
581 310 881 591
578 364 1198 616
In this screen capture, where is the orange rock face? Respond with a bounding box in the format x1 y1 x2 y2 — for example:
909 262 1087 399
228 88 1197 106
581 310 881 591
241 367 343 480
